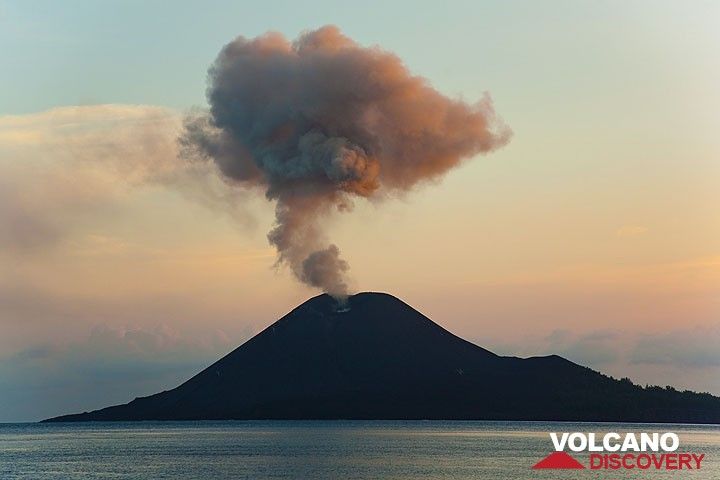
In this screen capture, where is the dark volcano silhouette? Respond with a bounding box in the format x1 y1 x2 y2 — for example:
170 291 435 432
44 292 720 422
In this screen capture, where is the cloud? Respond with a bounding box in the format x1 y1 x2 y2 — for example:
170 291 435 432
616 225 648 238
0 104 250 254
532 329 623 365
480 328 624 367
489 325 720 372
0 323 249 422
480 324 720 396
630 326 720 368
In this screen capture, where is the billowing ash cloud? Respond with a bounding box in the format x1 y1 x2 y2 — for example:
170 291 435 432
182 25 511 297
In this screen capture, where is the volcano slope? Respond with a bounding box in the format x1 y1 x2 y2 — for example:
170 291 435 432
44 292 720 423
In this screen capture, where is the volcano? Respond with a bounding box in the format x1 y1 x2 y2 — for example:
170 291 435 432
44 292 720 423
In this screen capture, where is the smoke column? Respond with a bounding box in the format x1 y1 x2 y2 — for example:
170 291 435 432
182 25 511 297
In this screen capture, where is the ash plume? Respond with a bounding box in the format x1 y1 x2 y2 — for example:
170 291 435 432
182 25 511 297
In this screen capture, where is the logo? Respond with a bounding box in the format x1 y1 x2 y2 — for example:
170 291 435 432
532 432 705 471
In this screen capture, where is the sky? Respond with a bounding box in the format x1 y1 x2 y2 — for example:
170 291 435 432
1 0 719 422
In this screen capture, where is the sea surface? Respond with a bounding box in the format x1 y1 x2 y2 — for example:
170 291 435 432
1 421 718 479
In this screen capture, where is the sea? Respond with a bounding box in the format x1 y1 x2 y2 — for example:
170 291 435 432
1 421 718 479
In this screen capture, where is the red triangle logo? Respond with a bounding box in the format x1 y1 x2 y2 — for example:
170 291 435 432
532 451 586 469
